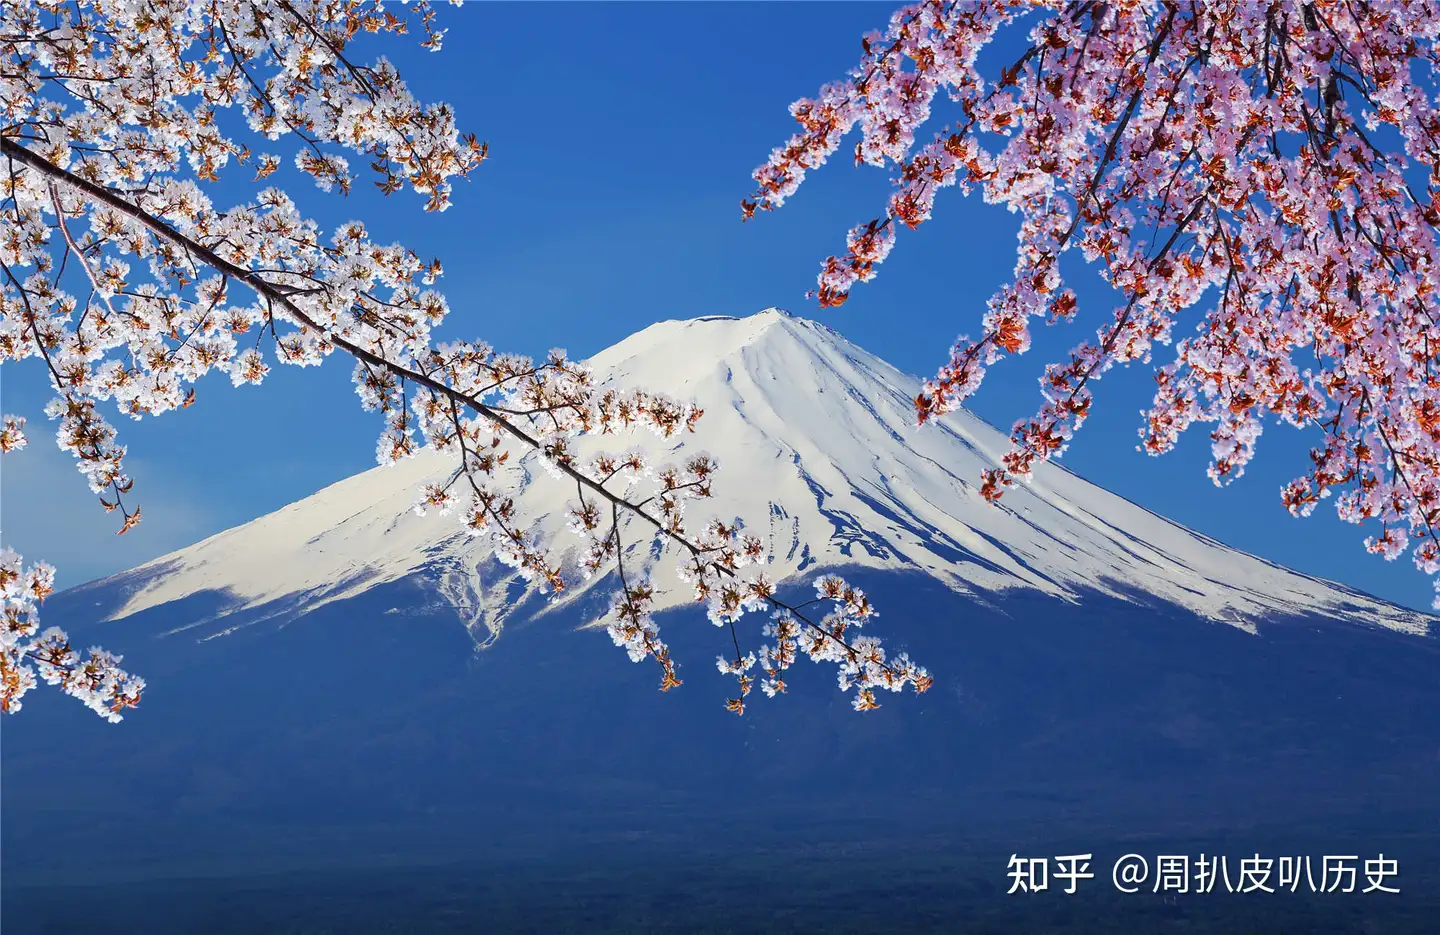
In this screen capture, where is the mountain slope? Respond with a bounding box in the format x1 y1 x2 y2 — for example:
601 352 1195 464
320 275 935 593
93 307 1429 640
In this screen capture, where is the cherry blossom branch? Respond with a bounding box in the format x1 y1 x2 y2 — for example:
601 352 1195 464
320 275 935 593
1 0 933 722
2 136 930 712
754 0 1440 605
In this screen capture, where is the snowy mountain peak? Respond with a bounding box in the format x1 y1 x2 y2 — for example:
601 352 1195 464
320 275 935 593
95 310 1431 642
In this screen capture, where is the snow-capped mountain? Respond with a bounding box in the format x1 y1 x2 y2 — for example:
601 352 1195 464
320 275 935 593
96 307 1428 641
8 308 1440 896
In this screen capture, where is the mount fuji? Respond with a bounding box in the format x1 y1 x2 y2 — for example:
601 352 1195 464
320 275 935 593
69 307 1432 638
6 308 1440 893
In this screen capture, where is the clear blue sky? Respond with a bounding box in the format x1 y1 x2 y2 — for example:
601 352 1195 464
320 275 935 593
1 2 1433 612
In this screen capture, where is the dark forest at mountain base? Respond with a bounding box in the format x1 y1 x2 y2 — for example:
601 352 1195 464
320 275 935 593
7 570 1440 903
8 830 1440 935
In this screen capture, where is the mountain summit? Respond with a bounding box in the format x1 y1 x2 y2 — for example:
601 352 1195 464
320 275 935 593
96 307 1428 640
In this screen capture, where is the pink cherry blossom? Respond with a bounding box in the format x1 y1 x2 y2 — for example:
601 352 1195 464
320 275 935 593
752 0 1440 608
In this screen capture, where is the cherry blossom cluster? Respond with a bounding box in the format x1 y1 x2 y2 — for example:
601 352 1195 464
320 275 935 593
0 547 144 720
751 0 1440 607
1 1 927 718
715 575 932 714
548 434 930 709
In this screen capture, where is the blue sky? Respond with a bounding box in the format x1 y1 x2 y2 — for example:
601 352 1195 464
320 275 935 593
2 2 1435 612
